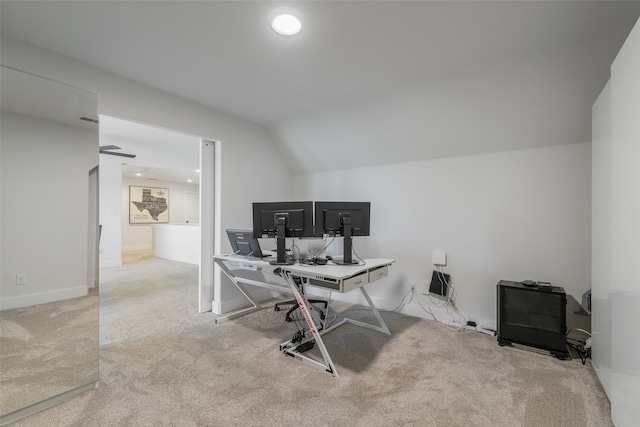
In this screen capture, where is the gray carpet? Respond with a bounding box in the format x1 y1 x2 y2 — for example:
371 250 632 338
0 291 98 417
6 257 611 426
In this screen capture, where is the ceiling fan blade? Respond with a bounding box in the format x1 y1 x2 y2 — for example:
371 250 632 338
100 144 136 158
100 150 137 158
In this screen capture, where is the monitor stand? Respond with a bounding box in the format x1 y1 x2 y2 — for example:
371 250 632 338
332 218 358 265
270 218 295 265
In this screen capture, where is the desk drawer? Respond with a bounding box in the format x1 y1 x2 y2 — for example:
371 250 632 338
368 265 388 283
309 278 340 291
343 271 369 293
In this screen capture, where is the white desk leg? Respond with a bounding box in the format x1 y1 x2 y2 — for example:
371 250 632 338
214 260 263 323
321 287 391 335
279 271 339 377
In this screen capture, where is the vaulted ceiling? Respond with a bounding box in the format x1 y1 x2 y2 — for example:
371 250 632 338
2 1 639 174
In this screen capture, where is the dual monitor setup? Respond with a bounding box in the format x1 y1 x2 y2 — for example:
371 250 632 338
228 201 451 300
241 201 370 266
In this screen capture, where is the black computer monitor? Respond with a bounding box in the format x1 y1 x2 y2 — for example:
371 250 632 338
314 201 370 265
226 229 264 258
252 201 314 265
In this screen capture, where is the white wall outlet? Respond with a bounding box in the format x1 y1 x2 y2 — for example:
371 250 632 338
432 250 447 266
16 273 27 285
421 279 430 295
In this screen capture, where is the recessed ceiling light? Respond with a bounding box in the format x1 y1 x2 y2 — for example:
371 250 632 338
187 179 193 183
135 173 143 177
271 14 302 35
195 169 200 173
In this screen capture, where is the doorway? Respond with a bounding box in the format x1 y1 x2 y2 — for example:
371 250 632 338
98 116 216 313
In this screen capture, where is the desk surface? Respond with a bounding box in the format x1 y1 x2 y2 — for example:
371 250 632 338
214 255 394 294
214 255 392 278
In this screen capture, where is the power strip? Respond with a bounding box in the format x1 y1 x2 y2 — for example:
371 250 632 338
476 327 496 336
445 320 496 336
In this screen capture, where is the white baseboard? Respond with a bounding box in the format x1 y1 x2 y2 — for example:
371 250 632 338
212 283 496 336
305 286 496 333
210 299 222 315
122 245 153 252
99 257 122 268
0 286 89 311
155 255 198 266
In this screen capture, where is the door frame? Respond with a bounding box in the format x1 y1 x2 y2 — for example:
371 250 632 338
199 139 220 313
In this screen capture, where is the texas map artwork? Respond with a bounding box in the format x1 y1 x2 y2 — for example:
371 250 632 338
129 186 169 223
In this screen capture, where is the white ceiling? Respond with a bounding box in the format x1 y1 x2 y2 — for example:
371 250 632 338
100 116 201 185
2 1 639 174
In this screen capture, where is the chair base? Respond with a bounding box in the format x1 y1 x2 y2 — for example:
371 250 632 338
275 299 327 324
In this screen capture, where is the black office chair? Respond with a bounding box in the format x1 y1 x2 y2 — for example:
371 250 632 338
274 275 328 326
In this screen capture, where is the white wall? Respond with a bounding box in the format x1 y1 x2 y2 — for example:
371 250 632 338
0 112 98 309
592 81 612 398
121 177 199 252
592 18 640 427
609 18 640 426
99 155 123 268
294 142 592 326
152 224 199 265
1 36 292 312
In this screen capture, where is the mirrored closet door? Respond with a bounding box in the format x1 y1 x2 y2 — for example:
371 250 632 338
0 66 100 424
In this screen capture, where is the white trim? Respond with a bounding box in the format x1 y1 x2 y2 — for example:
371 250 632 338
0 381 97 425
305 286 495 331
199 139 216 313
0 286 88 311
121 244 153 252
211 140 224 314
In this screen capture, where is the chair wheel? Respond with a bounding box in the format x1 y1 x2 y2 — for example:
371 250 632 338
320 314 325 320
285 317 292 322
274 306 280 311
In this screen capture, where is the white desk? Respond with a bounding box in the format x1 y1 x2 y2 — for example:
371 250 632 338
213 254 290 322
213 255 394 377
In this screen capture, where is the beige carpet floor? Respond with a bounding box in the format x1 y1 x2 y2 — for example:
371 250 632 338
0 292 98 417
5 257 611 426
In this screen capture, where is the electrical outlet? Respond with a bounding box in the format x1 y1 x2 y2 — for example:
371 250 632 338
16 273 27 285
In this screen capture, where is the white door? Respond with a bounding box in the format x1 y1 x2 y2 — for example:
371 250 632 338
184 191 199 224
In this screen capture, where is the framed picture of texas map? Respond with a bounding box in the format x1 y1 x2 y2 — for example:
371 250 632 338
129 186 169 224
